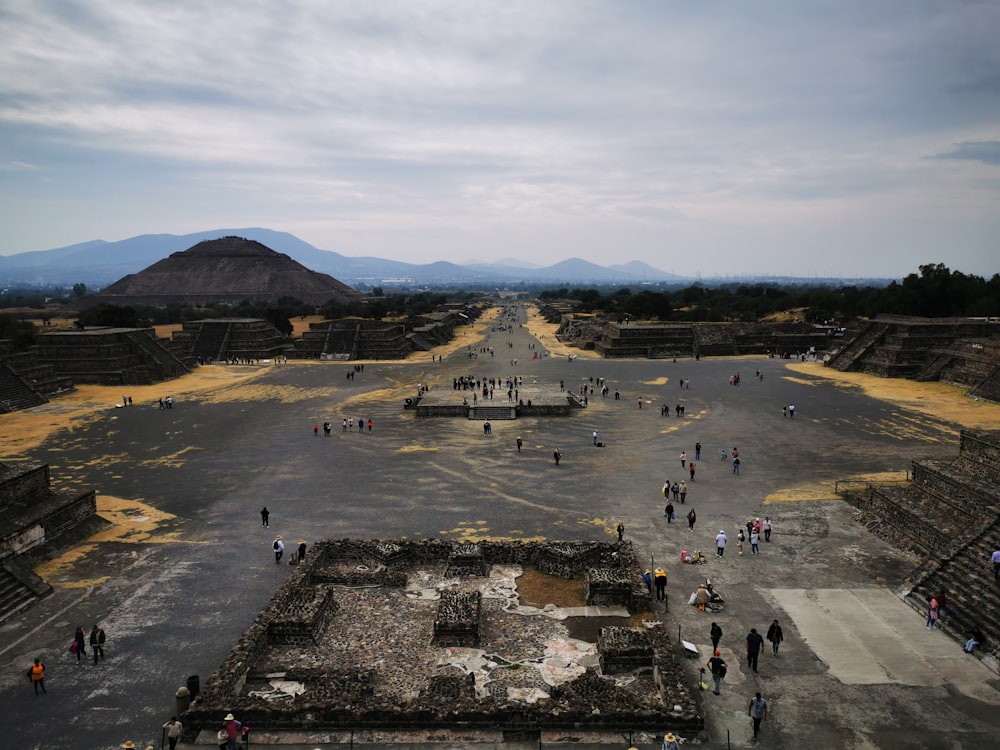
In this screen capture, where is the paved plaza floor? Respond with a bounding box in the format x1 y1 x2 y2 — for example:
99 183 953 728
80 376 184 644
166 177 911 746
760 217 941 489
1 304 999 750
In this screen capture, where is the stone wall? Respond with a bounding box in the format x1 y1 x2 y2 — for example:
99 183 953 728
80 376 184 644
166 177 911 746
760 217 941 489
184 539 704 737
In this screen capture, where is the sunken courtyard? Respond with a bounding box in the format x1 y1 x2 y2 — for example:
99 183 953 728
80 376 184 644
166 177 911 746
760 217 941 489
186 539 702 743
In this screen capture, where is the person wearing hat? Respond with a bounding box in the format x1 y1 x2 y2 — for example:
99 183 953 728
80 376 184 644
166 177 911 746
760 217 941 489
654 567 667 601
662 733 681 750
298 539 307 561
162 716 183 750
273 535 284 564
223 713 242 750
122 743 136 750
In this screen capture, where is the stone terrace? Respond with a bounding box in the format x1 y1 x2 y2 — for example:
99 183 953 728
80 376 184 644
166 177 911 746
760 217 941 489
854 430 1000 669
183 540 703 743
826 315 1000 400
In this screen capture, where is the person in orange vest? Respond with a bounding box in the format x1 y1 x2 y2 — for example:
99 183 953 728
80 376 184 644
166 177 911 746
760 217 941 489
28 657 46 694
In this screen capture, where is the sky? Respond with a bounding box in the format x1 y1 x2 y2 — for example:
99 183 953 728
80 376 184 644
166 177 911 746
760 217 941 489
1 1 998 279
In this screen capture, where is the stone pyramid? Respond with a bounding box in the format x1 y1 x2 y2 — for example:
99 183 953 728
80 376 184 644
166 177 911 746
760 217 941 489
86 236 359 307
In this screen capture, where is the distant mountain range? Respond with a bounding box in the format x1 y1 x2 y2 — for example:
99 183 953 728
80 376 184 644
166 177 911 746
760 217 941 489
0 228 681 288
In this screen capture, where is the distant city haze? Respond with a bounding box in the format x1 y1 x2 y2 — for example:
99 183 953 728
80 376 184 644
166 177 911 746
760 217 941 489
0 3 997 278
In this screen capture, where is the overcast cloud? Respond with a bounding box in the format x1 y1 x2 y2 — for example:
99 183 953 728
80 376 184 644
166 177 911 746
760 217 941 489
1 0 998 278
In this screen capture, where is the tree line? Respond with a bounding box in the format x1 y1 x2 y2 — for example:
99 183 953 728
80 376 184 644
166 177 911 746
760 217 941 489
538 264 999 322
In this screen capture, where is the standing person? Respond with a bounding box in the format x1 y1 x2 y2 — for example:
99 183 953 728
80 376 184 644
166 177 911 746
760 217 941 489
687 508 697 532
516 436 523 453
223 713 241 750
993 546 1000 582
733 455 741 475
926 596 939 629
750 528 761 555
665 500 674 522
90 624 106 663
680 451 687 468
163 717 183 750
593 430 599 446
298 539 307 561
273 535 284 564
642 569 652 594
662 733 680 750
672 482 680 502
28 657 46 695
736 528 745 556
662 480 670 500
746 628 764 673
553 448 562 465
716 529 728 557
788 403 796 418
695 441 702 460
260 507 269 527
367 419 373 433
679 480 687 504
74 626 86 663
654 567 667 600
711 622 723 651
763 516 772 542
748 691 768 741
689 462 696 481
707 650 727 695
934 590 950 622
766 620 784 655
616 522 624 542
313 422 318 436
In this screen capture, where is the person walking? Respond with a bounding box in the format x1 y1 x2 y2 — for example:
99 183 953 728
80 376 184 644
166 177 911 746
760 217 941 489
750 528 761 555
680 451 687 468
711 622 723 652
695 441 702 460
553 448 562 465
762 516 772 542
616 522 624 542
736 528 745 556
273 535 284 564
298 539 307 561
593 430 599 446
665 501 674 522
516 436 523 453
654 568 667 601
73 626 86 663
671 482 680 502
766 620 784 655
679 480 687 504
733 455 741 475
716 529 728 557
28 657 46 695
687 508 697 532
90 624 106 664
662 732 680 750
260 506 269 527
662 480 670 500
748 691 768 741
689 462 696 481
707 650 727 695
926 596 939 629
746 628 764 672
163 717 183 750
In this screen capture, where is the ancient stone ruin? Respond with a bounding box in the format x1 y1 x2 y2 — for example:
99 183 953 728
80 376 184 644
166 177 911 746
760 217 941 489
183 539 703 743
851 429 1000 670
